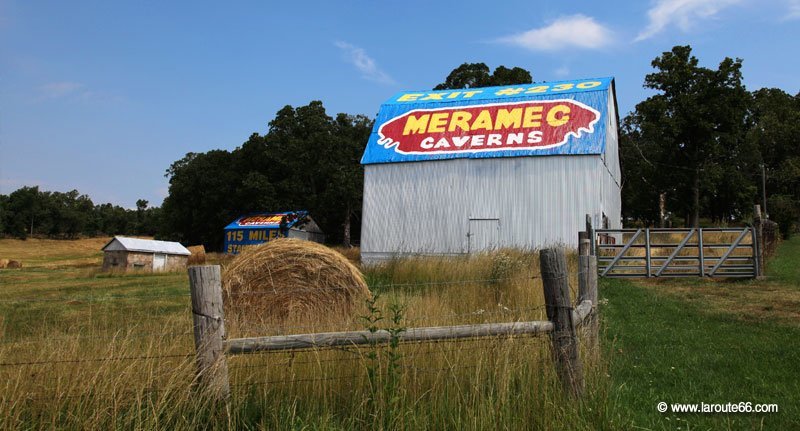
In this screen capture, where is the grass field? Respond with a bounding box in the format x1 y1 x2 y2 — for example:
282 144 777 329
0 237 797 429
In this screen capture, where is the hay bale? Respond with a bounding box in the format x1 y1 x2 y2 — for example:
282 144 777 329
0 259 8 269
223 238 370 323
6 260 22 269
187 245 206 265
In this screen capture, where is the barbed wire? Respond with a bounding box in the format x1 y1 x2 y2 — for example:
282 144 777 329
0 292 191 304
0 330 195 346
0 353 192 368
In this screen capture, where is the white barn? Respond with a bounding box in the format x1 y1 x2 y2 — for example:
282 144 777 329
102 236 191 272
360 77 621 263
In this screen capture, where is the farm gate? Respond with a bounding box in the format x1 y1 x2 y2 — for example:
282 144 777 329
594 227 758 278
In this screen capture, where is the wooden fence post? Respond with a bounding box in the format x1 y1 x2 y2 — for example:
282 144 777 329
189 265 230 400
540 248 584 398
578 233 599 356
754 204 765 278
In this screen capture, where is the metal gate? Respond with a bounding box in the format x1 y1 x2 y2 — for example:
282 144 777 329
594 227 758 278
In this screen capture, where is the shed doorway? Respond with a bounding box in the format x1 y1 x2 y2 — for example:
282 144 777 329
468 218 500 253
153 253 166 271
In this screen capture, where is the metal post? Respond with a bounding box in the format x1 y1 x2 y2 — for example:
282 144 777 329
698 228 705 277
645 228 651 278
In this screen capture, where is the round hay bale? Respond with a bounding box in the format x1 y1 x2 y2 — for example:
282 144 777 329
187 245 206 265
0 259 9 269
222 238 370 323
6 260 22 269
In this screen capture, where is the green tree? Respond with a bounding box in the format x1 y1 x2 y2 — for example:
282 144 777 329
749 88 800 235
622 46 753 226
434 63 532 90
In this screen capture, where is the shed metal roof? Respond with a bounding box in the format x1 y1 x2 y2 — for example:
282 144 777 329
102 236 191 255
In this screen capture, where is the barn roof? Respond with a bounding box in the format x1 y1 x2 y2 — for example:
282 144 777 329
102 236 191 255
224 211 311 230
361 77 617 165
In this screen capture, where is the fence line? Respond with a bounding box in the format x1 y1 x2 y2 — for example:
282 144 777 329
189 239 599 402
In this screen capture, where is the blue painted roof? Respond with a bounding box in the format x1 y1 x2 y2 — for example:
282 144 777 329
361 77 614 165
224 211 309 230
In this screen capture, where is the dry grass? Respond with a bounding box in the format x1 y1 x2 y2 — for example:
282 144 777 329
0 237 111 268
0 238 605 430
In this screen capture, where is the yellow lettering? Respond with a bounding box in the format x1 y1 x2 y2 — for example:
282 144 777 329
577 81 601 89
421 93 445 101
470 110 494 131
403 114 430 135
523 106 543 128
249 231 259 241
447 92 461 99
428 112 449 133
494 108 522 129
462 90 483 98
552 83 574 91
525 85 549 94
397 93 423 102
236 231 243 241
448 111 472 132
546 105 570 127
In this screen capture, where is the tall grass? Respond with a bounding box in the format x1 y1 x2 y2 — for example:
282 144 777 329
0 240 610 430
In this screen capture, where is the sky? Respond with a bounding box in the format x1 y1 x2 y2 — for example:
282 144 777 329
1 0 799 208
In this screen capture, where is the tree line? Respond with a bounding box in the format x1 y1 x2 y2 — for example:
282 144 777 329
1 49 798 247
0 186 160 239
620 46 799 236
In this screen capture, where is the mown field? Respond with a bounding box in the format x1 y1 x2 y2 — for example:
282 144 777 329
0 237 798 430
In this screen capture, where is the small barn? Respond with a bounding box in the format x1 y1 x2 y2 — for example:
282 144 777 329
102 236 190 272
360 77 622 263
223 211 325 254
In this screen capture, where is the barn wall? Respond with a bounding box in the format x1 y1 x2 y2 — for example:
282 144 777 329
165 255 188 271
361 155 611 262
126 252 154 271
600 82 622 229
102 250 128 271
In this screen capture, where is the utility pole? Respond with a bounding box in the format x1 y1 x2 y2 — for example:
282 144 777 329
761 164 768 219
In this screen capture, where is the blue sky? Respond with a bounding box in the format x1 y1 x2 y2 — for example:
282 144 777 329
1 0 798 207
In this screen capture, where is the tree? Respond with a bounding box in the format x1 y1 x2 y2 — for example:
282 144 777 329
622 46 752 227
749 88 800 236
159 101 370 249
434 63 532 90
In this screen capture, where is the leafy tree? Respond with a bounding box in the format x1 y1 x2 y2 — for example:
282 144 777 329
622 46 752 227
749 88 800 235
434 63 532 90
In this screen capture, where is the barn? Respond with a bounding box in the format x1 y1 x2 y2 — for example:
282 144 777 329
360 77 621 263
101 236 190 272
223 211 325 254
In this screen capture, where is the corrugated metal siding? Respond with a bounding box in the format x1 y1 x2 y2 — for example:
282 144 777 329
600 82 622 229
361 155 616 262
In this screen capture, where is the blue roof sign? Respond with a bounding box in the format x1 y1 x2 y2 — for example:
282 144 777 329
361 77 614 165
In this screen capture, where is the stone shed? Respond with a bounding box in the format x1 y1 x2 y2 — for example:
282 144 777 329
101 236 190 272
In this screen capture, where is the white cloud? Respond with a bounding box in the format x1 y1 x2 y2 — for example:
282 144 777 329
635 0 742 41
554 66 571 78
497 15 614 51
786 0 800 19
38 81 84 99
334 41 395 85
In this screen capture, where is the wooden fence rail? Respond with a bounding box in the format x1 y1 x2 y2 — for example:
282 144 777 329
188 244 599 402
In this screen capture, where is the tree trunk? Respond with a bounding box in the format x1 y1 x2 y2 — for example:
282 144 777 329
659 192 667 228
342 205 351 248
691 167 700 228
